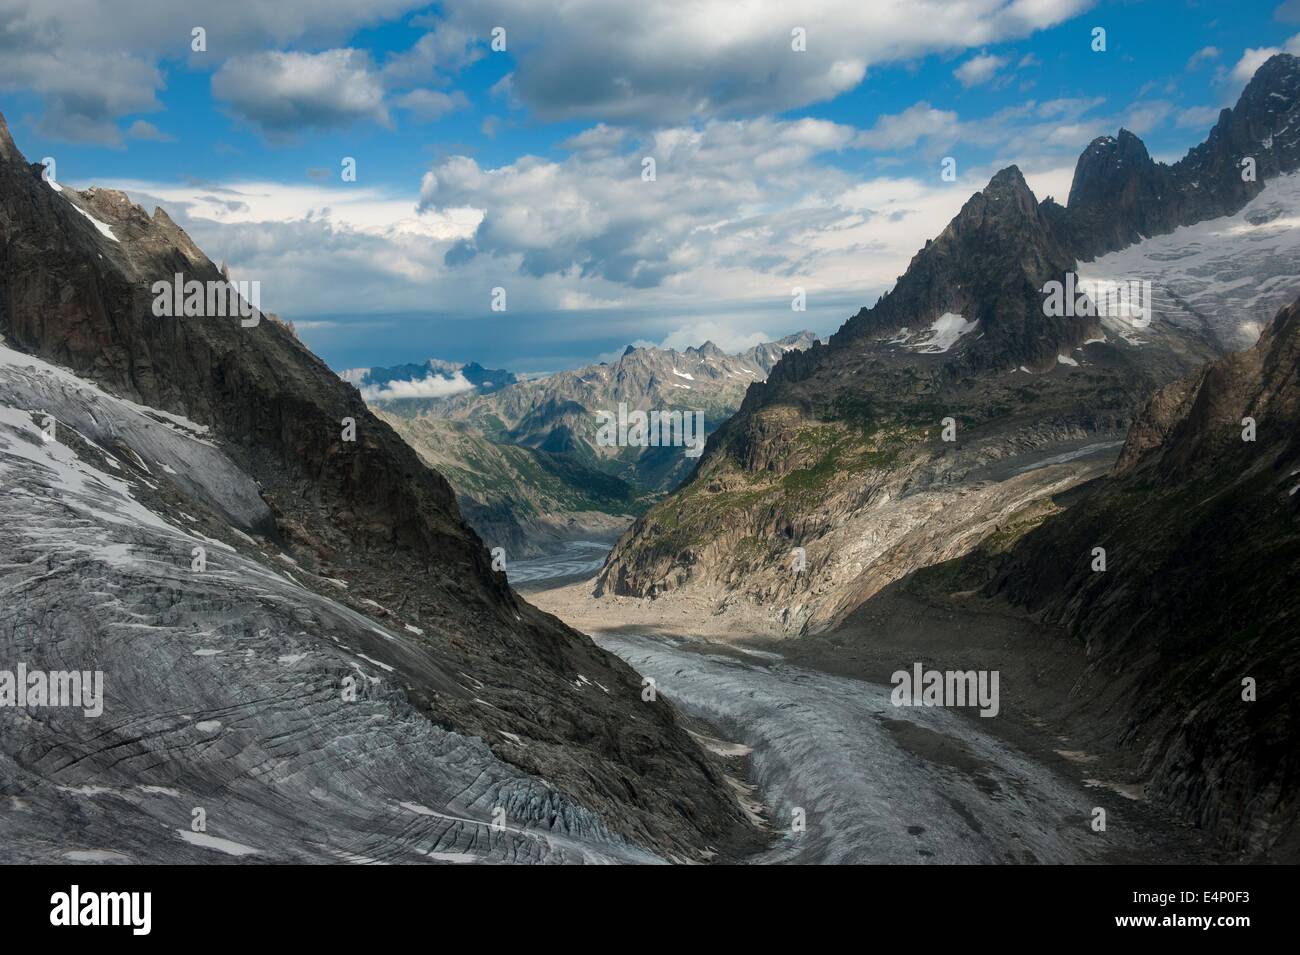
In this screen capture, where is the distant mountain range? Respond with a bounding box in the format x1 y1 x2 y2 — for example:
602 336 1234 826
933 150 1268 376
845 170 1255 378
352 331 819 554
340 359 520 405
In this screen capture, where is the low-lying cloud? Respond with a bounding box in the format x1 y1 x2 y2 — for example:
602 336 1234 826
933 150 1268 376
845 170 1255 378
361 371 476 400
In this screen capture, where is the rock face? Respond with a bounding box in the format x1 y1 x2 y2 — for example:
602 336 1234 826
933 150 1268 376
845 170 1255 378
980 296 1300 860
597 55 1300 637
1064 54 1300 260
834 165 1087 372
0 112 759 862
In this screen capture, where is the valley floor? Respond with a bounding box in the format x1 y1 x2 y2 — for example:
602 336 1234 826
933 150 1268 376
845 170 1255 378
529 566 1226 864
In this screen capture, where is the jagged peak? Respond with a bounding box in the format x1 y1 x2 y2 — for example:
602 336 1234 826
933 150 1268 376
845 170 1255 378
1246 51 1299 89
985 164 1031 193
1078 127 1151 160
0 112 19 163
946 163 1039 225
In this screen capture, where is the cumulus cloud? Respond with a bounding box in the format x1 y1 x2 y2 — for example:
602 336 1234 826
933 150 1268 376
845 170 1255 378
0 0 423 143
954 53 1008 88
1230 36 1300 83
418 116 862 288
0 48 163 144
1186 46 1219 70
126 119 175 142
395 89 469 121
856 102 959 150
212 49 390 137
429 0 1089 122
361 371 475 400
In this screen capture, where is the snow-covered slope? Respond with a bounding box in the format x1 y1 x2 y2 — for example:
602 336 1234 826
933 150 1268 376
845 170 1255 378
0 343 662 863
1079 172 1300 350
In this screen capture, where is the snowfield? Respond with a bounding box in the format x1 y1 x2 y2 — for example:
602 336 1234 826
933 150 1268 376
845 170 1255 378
1078 171 1300 349
0 346 660 864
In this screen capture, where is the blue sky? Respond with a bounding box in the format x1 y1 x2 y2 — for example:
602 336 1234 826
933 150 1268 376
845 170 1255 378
3 0 1299 374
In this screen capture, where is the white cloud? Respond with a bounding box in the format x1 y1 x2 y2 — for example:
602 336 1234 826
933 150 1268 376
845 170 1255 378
361 371 475 400
1175 105 1222 129
1124 100 1173 134
0 48 163 144
659 323 771 354
418 115 861 287
98 178 481 239
429 0 1090 122
395 89 469 121
212 49 390 137
954 53 1008 88
1230 36 1300 84
125 119 175 142
0 0 425 143
1186 46 1219 70
857 102 959 150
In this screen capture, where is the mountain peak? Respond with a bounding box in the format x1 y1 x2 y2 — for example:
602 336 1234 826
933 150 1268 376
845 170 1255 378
986 163 1029 192
0 112 18 164
1247 51 1300 89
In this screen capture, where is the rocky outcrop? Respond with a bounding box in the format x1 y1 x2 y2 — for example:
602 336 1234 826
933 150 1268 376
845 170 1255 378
834 165 1089 372
0 112 760 860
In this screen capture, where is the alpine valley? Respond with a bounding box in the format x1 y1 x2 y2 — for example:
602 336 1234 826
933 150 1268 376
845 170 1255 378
2 38 1298 870
541 54 1300 861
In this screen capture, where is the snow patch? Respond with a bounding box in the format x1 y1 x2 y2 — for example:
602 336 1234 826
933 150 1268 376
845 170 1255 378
70 204 120 243
908 314 978 354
